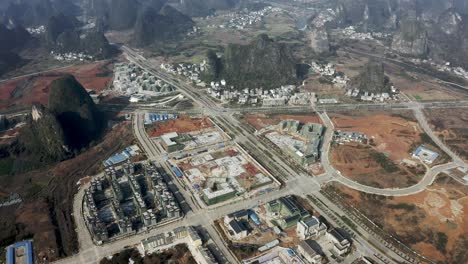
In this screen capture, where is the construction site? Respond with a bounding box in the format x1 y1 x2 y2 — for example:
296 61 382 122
172 145 280 206
257 120 324 167
155 118 230 155
217 196 352 263
146 115 214 138
83 161 182 243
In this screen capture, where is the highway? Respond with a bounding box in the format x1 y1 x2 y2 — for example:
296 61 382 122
53 46 468 264
121 47 424 263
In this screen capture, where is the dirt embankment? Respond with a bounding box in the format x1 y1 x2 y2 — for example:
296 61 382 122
329 174 468 264
0 122 134 262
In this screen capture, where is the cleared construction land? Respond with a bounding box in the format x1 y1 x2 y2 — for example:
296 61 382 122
173 145 278 206
327 174 468 264
0 61 113 111
329 111 443 188
424 108 468 162
147 115 213 138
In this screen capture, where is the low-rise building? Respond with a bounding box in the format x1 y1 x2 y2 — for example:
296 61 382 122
202 183 236 205
267 196 310 229
296 240 322 264
296 216 327 240
6 241 34 264
327 229 351 256
333 130 367 144
412 146 439 164
227 219 249 240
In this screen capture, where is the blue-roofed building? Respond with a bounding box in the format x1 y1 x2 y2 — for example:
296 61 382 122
144 113 178 125
172 167 183 178
103 145 141 167
6 240 34 264
249 211 261 225
412 146 439 164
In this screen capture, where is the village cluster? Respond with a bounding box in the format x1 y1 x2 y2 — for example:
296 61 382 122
310 61 349 86
410 58 468 80
50 51 94 61
206 6 281 30
333 26 390 41
345 86 398 102
209 84 317 106
161 62 317 106
160 62 205 85
220 6 281 30
26 25 45 35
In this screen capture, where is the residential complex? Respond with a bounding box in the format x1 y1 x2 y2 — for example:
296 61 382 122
84 161 182 243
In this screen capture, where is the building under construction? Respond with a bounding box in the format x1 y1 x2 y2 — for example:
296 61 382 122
84 161 182 243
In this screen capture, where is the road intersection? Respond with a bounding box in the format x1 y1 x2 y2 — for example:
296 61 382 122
50 46 468 264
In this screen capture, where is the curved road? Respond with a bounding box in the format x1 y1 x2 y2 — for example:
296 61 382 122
318 112 461 196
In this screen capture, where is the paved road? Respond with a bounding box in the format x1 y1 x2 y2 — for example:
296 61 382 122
122 49 414 263
414 108 467 166
56 46 464 264
319 111 460 196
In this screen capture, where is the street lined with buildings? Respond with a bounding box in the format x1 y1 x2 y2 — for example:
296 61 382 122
51 46 468 264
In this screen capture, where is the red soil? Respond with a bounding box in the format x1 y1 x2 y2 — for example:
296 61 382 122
0 61 113 110
147 116 213 137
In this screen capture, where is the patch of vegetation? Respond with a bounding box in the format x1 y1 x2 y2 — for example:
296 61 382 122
420 132 434 145
0 157 14 176
341 215 357 230
100 245 195 264
435 232 448 253
390 113 416 122
369 151 399 173
387 203 416 211
26 183 44 197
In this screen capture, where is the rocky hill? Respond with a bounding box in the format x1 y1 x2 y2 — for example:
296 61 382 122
0 23 31 51
108 0 139 30
2 0 80 27
134 5 194 46
427 9 468 68
45 13 80 44
335 0 396 31
16 104 70 163
0 51 23 77
9 75 104 165
48 75 103 150
350 60 392 94
0 23 31 76
308 27 330 54
391 18 428 57
44 13 116 58
204 34 298 89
